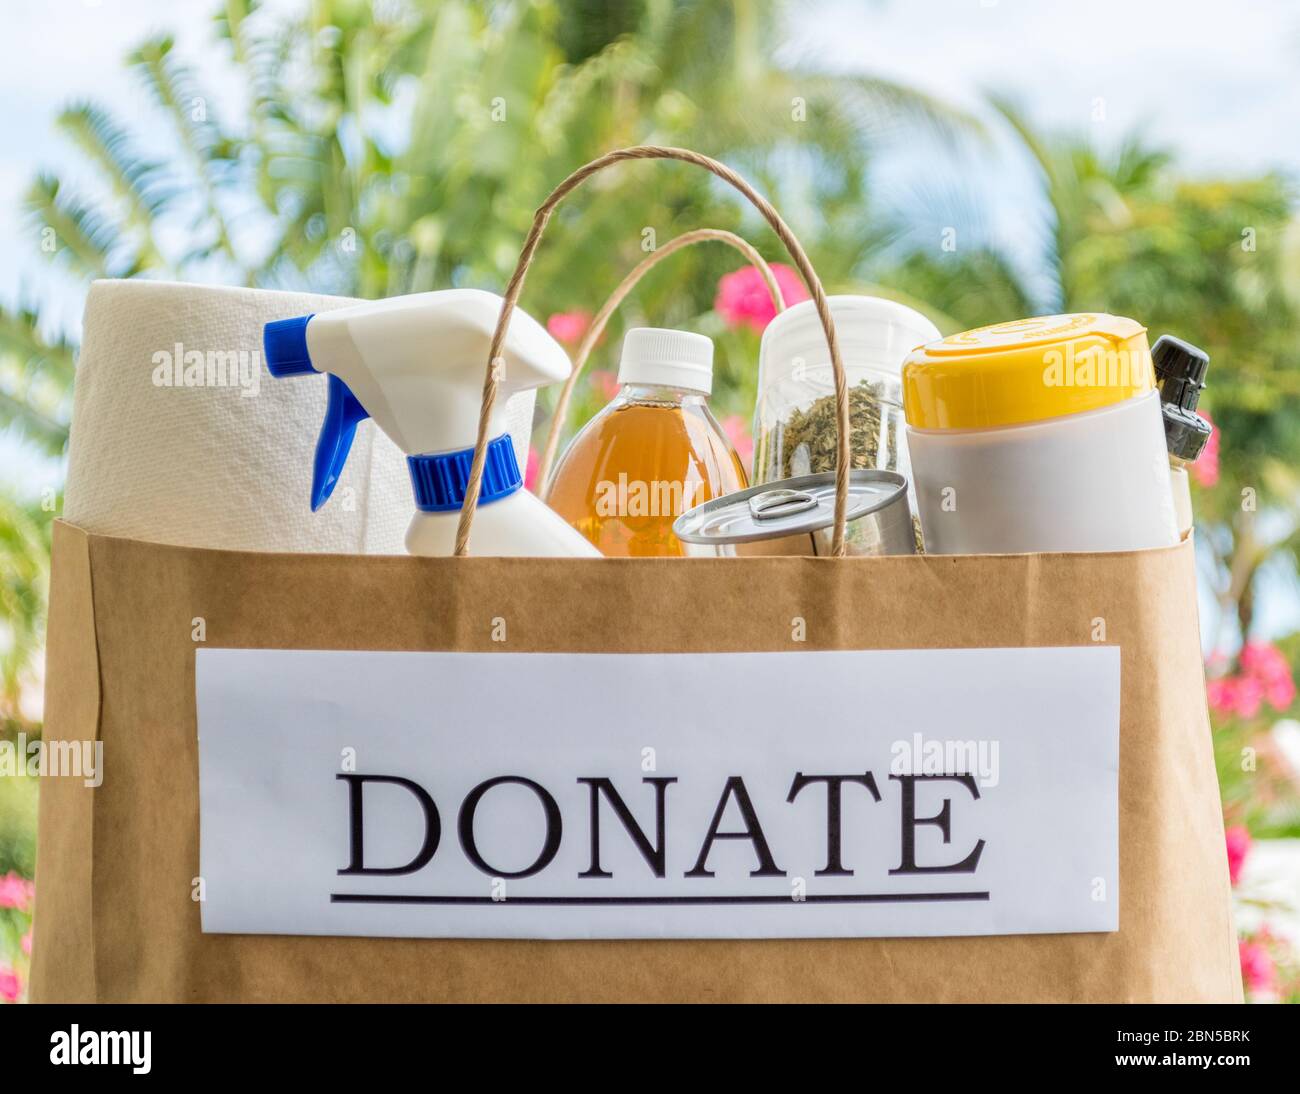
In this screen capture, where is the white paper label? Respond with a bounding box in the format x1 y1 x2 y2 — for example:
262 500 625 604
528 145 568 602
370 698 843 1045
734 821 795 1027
196 648 1119 940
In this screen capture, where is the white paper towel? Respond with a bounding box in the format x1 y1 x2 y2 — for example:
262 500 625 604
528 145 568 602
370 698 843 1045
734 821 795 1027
63 280 537 553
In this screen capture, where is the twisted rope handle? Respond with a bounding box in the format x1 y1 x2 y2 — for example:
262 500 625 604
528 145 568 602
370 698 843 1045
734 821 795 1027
536 227 786 496
454 145 850 557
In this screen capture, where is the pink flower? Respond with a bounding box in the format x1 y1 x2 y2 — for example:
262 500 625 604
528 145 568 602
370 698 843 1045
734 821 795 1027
1225 825 1251 887
1240 642 1294 693
1239 939 1277 995
1191 410 1218 488
1243 642 1294 711
0 966 19 1004
589 369 620 401
715 263 810 333
1208 675 1261 718
721 414 754 470
1267 676 1296 711
1206 641 1295 719
20 930 32 957
1206 676 1236 716
546 310 592 346
0 873 33 912
1233 676 1265 719
524 446 540 492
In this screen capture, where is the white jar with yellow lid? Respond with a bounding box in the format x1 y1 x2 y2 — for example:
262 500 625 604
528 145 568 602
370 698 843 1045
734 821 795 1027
901 313 1179 554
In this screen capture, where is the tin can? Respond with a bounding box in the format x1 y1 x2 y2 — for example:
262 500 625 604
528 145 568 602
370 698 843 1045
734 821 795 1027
673 470 915 556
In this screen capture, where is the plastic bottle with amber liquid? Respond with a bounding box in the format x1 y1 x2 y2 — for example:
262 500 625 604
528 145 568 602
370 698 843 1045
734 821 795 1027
546 327 748 556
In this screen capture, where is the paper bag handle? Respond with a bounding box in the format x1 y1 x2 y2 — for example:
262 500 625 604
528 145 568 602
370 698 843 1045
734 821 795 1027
535 227 787 496
455 145 850 557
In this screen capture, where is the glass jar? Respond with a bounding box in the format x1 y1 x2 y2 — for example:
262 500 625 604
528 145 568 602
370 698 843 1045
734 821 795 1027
751 295 940 492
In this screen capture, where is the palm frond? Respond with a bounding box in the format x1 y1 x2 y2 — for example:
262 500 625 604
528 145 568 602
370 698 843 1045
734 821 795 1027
0 306 76 388
56 103 173 265
0 489 53 720
986 91 1059 188
129 34 241 265
0 305 75 457
0 390 67 456
25 173 123 279
797 72 985 146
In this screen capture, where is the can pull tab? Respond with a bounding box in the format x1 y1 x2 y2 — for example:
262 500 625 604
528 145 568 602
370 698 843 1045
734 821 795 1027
749 488 818 521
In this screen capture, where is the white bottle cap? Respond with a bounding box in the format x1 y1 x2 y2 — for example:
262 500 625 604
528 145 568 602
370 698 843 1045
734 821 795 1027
617 327 714 394
759 295 940 389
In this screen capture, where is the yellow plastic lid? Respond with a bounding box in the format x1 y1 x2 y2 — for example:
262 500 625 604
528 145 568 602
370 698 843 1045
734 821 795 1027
902 313 1154 430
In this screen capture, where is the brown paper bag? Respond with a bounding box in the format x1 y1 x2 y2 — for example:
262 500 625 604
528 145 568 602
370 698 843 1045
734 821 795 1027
31 520 1240 1002
32 147 1240 1002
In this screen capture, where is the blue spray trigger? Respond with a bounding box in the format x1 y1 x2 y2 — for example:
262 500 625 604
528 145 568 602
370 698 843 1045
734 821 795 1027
311 374 370 511
264 314 316 376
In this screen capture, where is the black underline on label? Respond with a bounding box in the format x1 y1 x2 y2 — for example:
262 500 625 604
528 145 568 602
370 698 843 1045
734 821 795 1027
330 892 990 906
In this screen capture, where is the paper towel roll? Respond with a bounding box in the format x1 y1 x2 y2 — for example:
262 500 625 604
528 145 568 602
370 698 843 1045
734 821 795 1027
63 280 537 553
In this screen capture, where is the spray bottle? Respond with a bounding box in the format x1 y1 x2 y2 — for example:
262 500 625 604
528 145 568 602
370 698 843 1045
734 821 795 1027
262 289 600 557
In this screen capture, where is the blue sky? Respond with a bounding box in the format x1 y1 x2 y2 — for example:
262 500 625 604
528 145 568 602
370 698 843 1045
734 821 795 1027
5 0 1298 322
802 0 1300 176
2 0 1298 637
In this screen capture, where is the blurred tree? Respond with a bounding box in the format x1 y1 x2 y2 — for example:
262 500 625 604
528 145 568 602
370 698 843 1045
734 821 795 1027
882 103 1300 846
888 96 1300 658
1062 168 1300 652
0 493 51 731
872 247 1034 332
0 310 70 730
0 0 974 724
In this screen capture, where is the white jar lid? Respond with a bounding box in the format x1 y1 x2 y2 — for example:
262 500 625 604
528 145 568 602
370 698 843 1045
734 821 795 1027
617 327 714 394
759 295 940 389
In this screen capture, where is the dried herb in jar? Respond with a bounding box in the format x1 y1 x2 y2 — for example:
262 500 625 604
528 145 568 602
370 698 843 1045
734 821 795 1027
773 379 898 479
763 379 923 551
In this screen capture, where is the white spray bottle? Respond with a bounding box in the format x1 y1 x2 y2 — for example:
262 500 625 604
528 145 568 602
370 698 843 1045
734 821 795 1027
263 289 600 557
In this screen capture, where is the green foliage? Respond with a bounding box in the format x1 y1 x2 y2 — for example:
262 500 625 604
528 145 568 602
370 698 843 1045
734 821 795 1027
0 771 37 879
0 494 53 730
875 248 1035 333
984 96 1300 650
0 308 75 457
1070 175 1299 494
1214 717 1300 839
8 0 976 411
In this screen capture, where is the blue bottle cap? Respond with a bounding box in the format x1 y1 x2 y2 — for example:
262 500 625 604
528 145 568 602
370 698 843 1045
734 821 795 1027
264 315 317 377
407 435 523 512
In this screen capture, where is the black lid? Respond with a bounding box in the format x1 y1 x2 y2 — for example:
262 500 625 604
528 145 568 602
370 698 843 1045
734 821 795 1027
1152 334 1209 411
1151 334 1212 461
1163 403 1212 462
